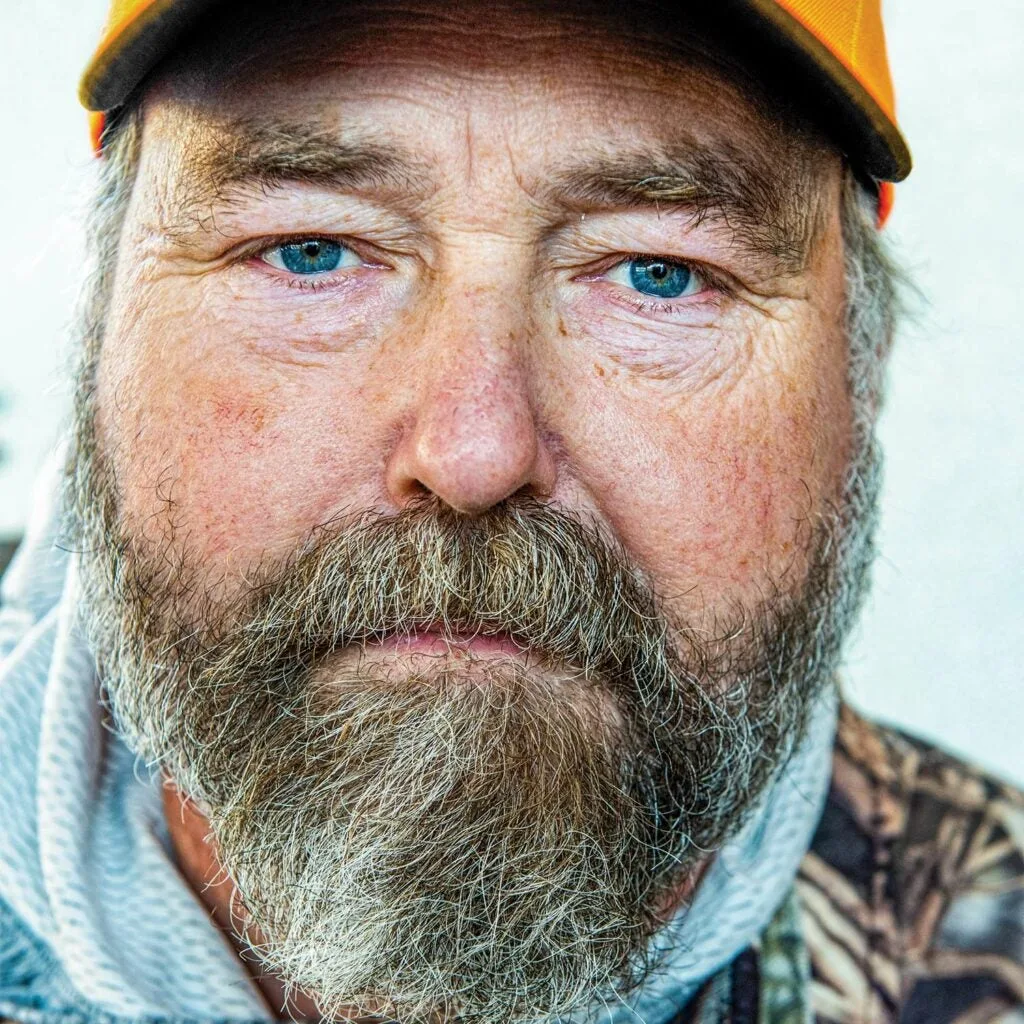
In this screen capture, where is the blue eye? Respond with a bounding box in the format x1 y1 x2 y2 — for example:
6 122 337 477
262 239 353 275
627 258 694 298
280 239 342 274
603 256 706 301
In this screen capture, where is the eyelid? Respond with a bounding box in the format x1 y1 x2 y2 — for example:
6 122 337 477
231 233 393 269
575 252 732 296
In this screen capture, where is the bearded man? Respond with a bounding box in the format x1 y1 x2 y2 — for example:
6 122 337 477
0 0 1021 1021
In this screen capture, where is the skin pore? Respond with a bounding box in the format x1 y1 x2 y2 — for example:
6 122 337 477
88 0 855 1018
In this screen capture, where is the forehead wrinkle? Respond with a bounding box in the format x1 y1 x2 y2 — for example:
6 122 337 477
153 112 432 240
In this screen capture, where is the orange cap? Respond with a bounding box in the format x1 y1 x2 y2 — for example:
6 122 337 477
79 0 911 202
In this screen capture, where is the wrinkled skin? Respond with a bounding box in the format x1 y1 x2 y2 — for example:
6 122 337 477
91 0 852 1016
100 0 848 615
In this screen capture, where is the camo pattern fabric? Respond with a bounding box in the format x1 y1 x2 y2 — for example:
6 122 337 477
677 703 1024 1024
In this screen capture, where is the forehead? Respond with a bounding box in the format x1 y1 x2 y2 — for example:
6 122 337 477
146 0 831 178
166 0 769 93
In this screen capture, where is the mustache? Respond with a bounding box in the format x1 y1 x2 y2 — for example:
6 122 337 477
85 472 839 840
171 495 698 708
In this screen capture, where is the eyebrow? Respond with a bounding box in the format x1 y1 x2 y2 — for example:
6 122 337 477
547 142 824 273
166 117 420 236
167 116 824 272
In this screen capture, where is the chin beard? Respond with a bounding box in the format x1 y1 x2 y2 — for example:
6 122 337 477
66 403 879 1024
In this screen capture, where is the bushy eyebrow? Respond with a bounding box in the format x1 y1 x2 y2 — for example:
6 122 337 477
165 115 826 272
547 140 826 273
164 116 421 236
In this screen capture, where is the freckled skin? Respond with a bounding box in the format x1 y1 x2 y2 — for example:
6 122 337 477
98 0 850 629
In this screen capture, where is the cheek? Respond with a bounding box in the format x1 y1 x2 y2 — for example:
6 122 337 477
548 321 852 616
95 285 396 567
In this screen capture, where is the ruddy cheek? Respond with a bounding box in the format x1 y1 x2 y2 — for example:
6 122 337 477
551 349 840 620
168 388 324 561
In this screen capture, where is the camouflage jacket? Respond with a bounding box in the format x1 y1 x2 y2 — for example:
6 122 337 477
680 704 1024 1023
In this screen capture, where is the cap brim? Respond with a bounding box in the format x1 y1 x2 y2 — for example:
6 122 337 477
729 0 911 181
79 0 216 113
79 0 910 182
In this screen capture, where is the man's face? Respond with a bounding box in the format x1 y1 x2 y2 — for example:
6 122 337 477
99 0 849 603
72 0 875 1019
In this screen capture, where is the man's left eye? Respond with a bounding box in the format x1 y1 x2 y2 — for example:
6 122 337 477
605 257 705 300
260 239 361 275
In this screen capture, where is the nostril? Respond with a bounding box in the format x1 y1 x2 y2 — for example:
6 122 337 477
392 474 434 507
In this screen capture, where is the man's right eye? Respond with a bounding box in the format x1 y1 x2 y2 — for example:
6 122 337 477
260 239 358 275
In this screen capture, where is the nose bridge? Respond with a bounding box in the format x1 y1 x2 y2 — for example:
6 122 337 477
421 232 530 386
385 244 555 513
421 291 527 445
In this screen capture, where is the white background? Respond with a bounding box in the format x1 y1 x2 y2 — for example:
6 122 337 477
1 2 1021 781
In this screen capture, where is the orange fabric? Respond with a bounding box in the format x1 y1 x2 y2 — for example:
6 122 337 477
106 0 156 22
83 0 167 150
88 111 107 154
83 0 901 125
771 0 904 222
876 180 895 229
772 0 896 120
93 0 165 66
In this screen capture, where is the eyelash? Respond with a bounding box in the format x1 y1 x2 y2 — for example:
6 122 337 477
280 276 339 293
621 294 713 316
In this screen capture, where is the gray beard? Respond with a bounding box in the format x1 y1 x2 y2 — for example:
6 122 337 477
66 403 880 1024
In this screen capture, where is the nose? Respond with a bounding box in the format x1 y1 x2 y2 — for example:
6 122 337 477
385 286 557 515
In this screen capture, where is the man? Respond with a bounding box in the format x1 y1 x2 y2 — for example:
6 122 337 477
0 0 1021 1021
